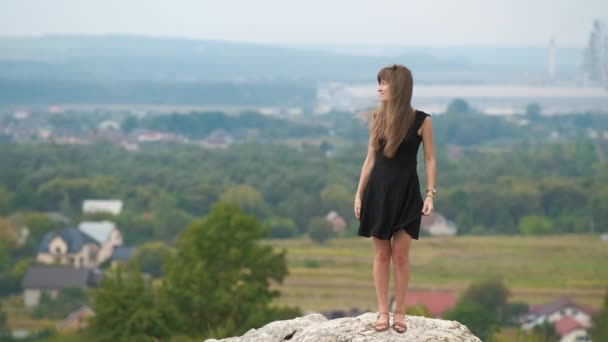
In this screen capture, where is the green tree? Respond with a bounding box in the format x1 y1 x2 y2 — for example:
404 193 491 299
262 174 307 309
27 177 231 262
88 262 177 342
444 302 500 341
405 303 432 317
22 212 59 244
162 202 290 339
0 241 9 273
132 242 171 278
525 103 542 120
446 98 473 115
320 184 351 219
265 217 299 239
590 286 608 342
308 216 334 244
32 287 87 320
518 215 553 235
459 278 511 324
219 185 271 219
0 302 10 342
531 321 559 342
121 115 138 133
0 185 11 215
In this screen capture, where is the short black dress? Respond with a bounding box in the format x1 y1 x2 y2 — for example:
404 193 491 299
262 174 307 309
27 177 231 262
357 110 430 240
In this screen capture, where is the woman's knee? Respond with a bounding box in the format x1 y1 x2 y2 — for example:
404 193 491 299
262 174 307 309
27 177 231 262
373 240 392 263
391 250 409 266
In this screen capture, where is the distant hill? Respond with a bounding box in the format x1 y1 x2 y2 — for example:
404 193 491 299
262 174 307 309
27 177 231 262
0 34 473 83
0 35 582 106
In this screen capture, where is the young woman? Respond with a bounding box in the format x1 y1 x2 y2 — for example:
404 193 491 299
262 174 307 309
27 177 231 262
354 64 436 334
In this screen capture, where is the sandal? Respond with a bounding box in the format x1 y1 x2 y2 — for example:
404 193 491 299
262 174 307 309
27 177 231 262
374 312 390 332
392 312 408 333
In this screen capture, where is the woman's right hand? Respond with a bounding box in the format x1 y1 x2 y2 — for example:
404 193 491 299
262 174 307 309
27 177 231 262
354 194 361 220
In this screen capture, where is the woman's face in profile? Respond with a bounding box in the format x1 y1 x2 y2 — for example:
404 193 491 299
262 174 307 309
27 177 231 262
378 79 390 102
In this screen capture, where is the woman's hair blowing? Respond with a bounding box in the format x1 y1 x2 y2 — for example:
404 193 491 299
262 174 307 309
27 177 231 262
369 64 416 158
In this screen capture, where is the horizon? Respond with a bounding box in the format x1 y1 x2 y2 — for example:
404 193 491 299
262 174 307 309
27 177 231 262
1 0 606 47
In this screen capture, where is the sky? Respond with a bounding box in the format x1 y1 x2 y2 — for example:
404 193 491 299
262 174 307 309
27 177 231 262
0 0 606 47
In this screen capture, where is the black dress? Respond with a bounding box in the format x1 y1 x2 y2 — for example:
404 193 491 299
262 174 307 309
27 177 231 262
357 110 430 240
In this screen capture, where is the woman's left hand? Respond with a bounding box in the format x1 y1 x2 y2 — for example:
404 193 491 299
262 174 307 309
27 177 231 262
422 196 434 216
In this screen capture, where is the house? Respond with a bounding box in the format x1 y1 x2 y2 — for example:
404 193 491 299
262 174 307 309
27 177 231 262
98 120 120 131
110 246 136 268
78 221 123 263
554 315 591 342
22 265 101 307
201 129 234 149
325 210 347 234
421 213 458 236
37 221 123 268
390 288 457 318
82 199 123 215
521 297 598 338
57 305 95 332
37 227 100 268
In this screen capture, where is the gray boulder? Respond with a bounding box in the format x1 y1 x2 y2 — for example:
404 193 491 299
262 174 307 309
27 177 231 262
205 312 482 342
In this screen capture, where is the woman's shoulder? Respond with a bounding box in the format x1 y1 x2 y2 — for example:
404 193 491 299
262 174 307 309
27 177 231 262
415 109 431 117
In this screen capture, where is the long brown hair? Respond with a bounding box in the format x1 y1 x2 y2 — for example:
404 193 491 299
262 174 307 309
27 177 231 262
369 64 416 158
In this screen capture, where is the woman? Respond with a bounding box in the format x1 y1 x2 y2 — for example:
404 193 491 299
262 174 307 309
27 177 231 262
354 64 436 334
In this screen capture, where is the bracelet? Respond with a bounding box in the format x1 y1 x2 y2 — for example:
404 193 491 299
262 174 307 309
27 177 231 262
425 194 434 199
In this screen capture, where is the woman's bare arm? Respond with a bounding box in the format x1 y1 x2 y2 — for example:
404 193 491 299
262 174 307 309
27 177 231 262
421 116 436 198
356 142 376 199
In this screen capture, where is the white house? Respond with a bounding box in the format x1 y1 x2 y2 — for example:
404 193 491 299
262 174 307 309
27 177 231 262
421 212 458 236
37 221 123 268
82 199 123 215
521 297 598 341
78 221 123 264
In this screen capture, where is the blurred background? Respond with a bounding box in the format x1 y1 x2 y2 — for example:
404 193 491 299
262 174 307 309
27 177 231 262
0 1 607 341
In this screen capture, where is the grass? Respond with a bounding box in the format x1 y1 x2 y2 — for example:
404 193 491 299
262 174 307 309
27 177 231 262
264 234 608 312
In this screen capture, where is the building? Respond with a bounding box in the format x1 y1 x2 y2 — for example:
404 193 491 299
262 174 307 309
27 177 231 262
57 305 95 332
582 19 608 86
325 210 347 234
521 296 598 341
82 199 123 215
421 213 458 236
110 246 136 268
390 289 457 318
37 221 123 268
21 265 101 307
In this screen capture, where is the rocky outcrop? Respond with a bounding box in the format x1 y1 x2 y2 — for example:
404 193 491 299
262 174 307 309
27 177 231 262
205 312 482 342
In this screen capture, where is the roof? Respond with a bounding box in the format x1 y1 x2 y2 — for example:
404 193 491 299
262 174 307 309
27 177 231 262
58 305 95 328
82 200 123 215
78 221 116 244
111 246 135 261
403 289 457 317
528 297 576 316
22 265 100 289
554 316 590 336
38 227 98 253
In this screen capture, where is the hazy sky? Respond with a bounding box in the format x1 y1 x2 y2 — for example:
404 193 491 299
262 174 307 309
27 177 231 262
1 0 606 47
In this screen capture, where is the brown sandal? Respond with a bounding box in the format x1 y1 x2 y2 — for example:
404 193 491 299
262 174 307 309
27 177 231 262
393 312 408 333
374 312 390 332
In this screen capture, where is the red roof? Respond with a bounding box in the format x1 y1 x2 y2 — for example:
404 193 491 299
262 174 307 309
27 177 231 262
405 290 456 317
554 316 590 336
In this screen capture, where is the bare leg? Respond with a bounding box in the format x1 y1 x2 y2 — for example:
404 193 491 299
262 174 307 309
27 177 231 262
372 237 392 315
391 228 413 332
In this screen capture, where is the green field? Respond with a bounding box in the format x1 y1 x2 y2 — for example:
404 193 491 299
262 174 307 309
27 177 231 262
265 234 608 312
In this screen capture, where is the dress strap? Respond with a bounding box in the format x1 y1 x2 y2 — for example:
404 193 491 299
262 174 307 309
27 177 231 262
414 110 430 133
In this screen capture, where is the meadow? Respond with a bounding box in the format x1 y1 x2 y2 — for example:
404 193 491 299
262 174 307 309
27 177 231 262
266 234 608 312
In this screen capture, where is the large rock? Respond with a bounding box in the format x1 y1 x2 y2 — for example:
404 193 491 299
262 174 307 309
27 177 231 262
205 312 482 342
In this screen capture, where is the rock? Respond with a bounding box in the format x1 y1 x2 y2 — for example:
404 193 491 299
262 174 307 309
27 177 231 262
204 312 482 342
